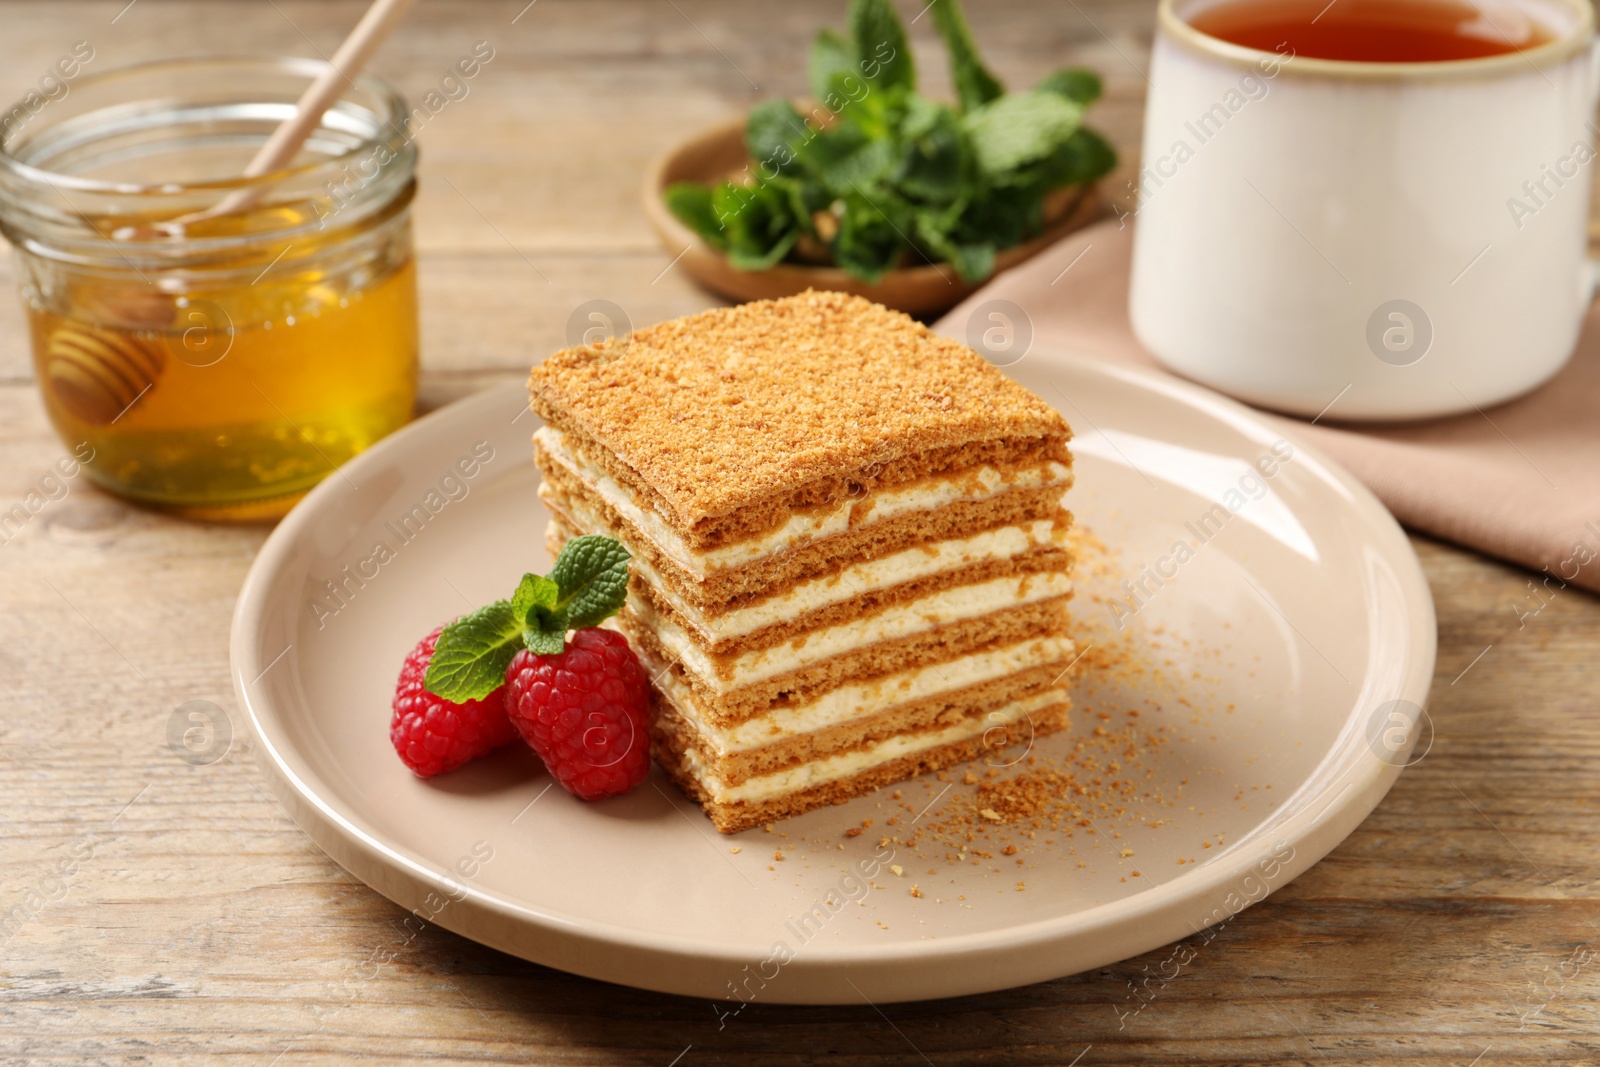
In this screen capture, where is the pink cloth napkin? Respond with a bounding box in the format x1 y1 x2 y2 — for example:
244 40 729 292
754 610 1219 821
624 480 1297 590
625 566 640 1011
936 220 1600 594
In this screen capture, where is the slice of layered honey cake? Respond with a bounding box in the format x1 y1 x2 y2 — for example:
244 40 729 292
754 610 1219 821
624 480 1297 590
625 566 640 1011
527 291 1076 833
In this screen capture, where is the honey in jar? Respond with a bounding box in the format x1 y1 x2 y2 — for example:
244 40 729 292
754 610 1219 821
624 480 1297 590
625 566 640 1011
0 57 420 520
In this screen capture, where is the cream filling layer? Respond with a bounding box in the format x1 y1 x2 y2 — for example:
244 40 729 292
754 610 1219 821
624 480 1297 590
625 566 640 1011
543 488 1063 641
630 571 1074 693
654 634 1074 754
676 689 1065 805
534 425 1072 576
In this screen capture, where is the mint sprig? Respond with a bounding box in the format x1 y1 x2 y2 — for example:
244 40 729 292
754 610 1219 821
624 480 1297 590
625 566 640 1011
423 535 632 702
662 0 1116 286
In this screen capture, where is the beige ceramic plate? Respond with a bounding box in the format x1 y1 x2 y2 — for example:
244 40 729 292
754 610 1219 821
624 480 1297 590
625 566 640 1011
231 356 1435 1004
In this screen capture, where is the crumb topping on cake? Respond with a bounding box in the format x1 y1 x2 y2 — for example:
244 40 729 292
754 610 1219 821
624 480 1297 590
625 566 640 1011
527 291 1070 525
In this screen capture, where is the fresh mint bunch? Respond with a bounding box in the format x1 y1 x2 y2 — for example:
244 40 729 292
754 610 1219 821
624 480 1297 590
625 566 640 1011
423 535 632 702
664 0 1115 284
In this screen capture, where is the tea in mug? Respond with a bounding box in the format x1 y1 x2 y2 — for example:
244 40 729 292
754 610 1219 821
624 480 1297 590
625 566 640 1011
1187 0 1553 62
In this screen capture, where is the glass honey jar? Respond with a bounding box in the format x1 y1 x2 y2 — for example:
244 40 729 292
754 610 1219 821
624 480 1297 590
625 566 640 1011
0 57 419 520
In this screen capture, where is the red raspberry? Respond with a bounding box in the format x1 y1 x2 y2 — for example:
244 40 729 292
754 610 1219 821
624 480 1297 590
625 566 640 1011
390 625 519 778
504 627 651 800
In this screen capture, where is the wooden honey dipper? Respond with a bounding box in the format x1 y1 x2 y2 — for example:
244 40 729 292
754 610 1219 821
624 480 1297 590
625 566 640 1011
45 0 416 426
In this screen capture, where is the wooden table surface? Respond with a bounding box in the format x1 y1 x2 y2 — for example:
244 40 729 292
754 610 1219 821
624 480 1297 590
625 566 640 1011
3 2 1597 1063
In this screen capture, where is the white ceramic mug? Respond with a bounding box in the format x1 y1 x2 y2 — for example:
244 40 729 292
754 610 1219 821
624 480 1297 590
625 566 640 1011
1129 0 1598 421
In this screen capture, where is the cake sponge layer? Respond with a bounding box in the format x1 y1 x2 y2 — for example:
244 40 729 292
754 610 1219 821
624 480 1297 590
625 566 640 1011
527 290 1071 535
538 444 1070 609
547 509 1070 657
539 421 1069 555
615 596 1072 725
649 658 1073 786
653 695 1073 834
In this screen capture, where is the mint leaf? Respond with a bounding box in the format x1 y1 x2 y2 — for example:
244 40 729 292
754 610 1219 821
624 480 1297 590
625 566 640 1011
849 0 914 92
523 627 567 656
1033 126 1117 188
899 94 942 142
915 209 994 283
511 571 567 643
783 176 831 239
512 572 560 619
810 136 897 197
745 100 807 176
809 28 856 104
832 192 906 282
714 181 801 271
946 240 995 282
897 99 967 203
930 0 1003 113
1037 67 1102 106
841 80 907 142
957 186 1036 250
424 601 522 702
549 534 632 629
965 91 1082 177
796 121 868 182
664 183 727 249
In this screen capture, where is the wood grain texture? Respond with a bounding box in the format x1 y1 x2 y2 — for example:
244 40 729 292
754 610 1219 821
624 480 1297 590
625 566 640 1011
1 1 1597 1064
